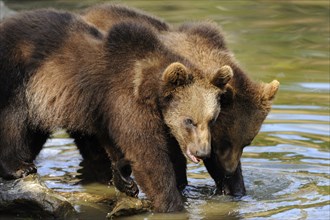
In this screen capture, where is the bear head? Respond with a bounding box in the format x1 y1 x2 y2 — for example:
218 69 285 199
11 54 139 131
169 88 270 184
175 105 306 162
160 63 233 163
175 21 280 174
212 78 280 175
105 21 234 164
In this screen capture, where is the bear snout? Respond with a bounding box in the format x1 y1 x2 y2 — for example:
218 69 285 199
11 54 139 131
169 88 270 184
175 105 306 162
192 127 212 159
194 147 211 159
186 142 211 163
189 142 211 159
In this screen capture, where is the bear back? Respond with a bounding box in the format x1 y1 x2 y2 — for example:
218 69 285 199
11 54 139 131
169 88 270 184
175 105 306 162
0 9 102 109
82 4 169 33
178 22 227 50
105 21 162 59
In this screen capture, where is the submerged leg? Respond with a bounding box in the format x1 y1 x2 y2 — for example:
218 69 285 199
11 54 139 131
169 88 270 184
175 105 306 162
110 136 187 195
124 144 183 212
168 137 188 191
204 153 246 196
70 132 113 184
222 161 246 196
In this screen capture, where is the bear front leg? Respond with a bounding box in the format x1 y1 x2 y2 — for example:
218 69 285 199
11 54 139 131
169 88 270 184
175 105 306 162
107 101 183 212
204 154 246 196
168 138 188 191
113 131 183 212
222 161 246 197
127 149 183 212
0 125 45 179
107 139 186 195
110 134 186 195
70 132 113 184
109 142 186 196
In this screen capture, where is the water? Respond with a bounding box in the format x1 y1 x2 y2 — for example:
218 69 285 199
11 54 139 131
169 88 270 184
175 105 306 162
1 0 329 219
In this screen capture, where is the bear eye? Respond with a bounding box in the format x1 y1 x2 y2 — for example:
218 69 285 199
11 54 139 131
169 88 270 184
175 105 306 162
184 118 195 127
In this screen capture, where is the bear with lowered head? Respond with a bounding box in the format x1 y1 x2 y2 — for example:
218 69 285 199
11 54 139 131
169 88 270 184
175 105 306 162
173 22 279 195
81 3 279 197
0 9 233 212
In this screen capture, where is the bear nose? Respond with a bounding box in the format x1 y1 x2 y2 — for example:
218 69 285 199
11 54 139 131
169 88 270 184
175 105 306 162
195 148 211 159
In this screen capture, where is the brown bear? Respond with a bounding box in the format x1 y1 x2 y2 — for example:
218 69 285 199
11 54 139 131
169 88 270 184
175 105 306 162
81 3 279 197
0 9 233 212
169 22 280 195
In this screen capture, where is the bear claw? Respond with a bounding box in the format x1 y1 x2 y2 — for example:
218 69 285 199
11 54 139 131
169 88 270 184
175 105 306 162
117 176 139 197
15 163 37 178
112 168 139 197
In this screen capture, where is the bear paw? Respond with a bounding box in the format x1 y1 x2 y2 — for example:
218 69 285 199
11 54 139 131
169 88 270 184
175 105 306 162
113 173 139 198
13 162 37 179
1 162 37 179
112 168 139 197
111 159 139 197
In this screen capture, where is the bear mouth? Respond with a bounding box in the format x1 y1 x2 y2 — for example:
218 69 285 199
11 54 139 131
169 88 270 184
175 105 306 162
186 149 201 164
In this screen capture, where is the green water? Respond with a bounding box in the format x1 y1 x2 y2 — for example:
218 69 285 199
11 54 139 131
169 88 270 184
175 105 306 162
1 0 329 219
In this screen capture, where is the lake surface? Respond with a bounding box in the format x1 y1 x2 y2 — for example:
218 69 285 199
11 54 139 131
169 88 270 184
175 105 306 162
1 0 329 219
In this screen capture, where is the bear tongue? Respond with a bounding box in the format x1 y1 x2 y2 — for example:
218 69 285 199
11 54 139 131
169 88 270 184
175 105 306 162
186 149 201 164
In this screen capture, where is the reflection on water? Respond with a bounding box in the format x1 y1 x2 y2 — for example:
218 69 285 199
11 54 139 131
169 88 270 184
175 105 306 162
2 0 330 219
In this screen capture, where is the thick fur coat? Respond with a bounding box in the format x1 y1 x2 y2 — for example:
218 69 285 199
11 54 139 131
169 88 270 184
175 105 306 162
82 4 279 196
0 8 232 212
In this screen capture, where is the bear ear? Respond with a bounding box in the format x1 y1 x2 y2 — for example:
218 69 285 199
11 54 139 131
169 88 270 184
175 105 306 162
210 65 234 89
162 62 192 87
263 80 280 101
